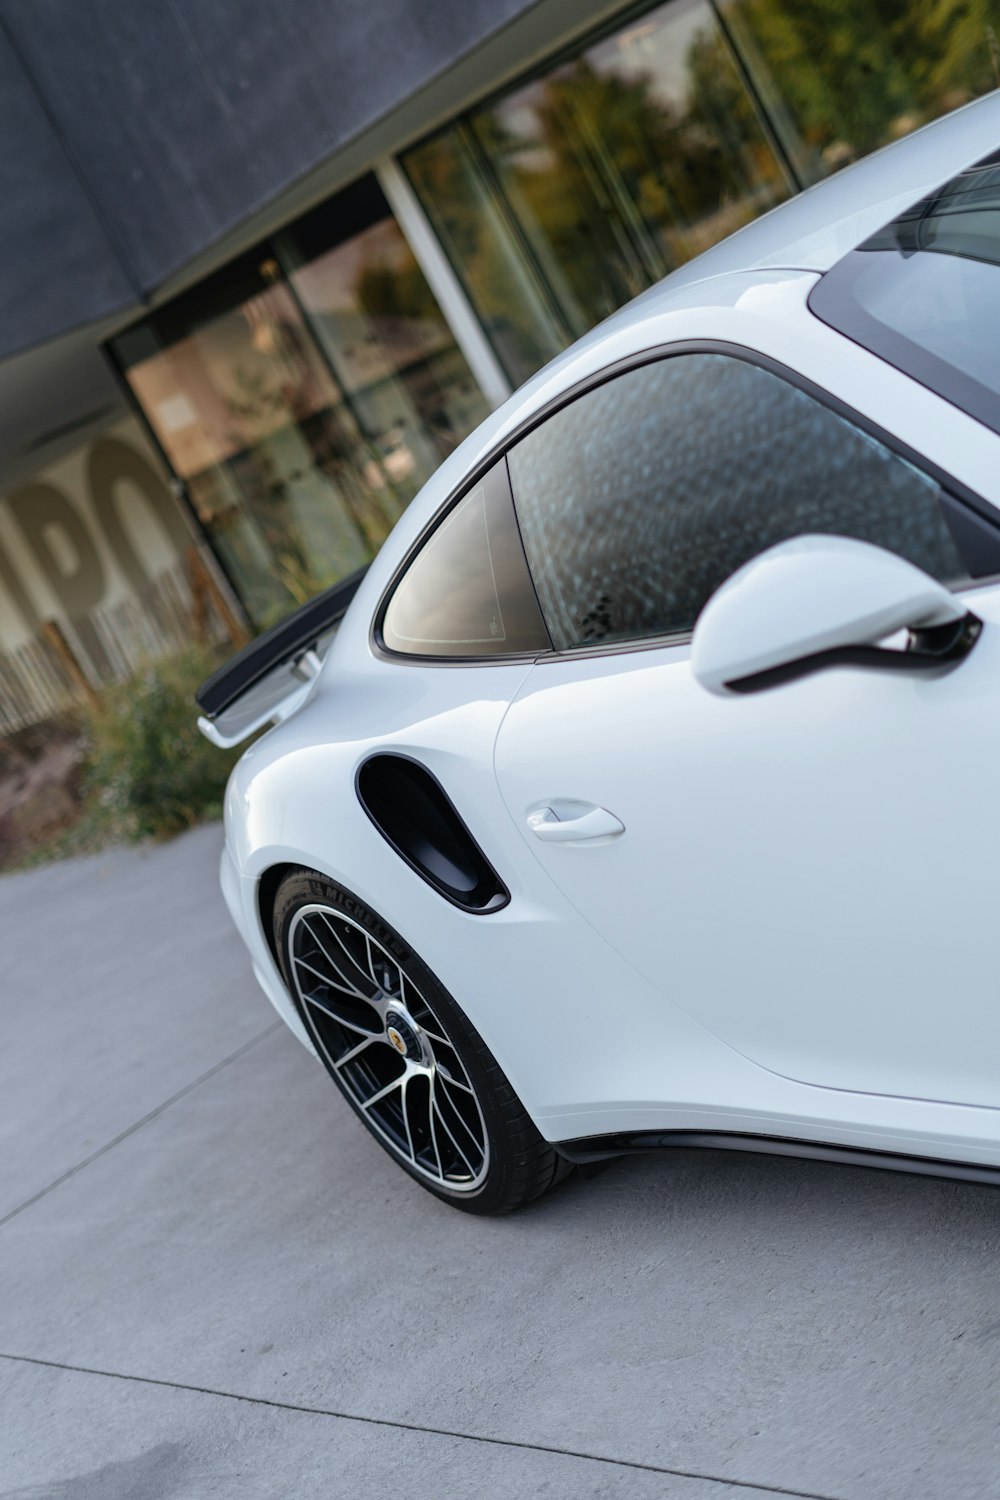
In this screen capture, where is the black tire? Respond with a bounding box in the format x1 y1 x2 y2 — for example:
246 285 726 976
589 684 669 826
273 868 569 1214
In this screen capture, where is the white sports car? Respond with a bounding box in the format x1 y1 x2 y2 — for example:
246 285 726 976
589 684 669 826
199 94 1000 1213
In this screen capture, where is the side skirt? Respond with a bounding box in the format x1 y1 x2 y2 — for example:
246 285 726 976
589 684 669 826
554 1130 1000 1188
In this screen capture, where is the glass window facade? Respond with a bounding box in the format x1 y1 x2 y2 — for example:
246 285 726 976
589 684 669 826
405 0 794 382
404 0 1000 385
111 178 490 627
719 0 1000 182
279 178 489 499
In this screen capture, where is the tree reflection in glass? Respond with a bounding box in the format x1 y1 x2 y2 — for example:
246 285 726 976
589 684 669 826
406 0 791 361
718 0 1000 182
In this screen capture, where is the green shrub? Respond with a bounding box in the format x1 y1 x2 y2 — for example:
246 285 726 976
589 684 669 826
84 645 240 842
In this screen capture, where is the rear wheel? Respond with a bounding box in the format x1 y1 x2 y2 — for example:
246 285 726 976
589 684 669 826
273 869 568 1214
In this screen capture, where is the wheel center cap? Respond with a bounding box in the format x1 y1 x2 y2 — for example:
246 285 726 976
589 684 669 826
385 1009 420 1060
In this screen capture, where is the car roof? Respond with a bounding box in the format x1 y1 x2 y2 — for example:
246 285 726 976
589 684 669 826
625 88 1000 311
327 92 1000 660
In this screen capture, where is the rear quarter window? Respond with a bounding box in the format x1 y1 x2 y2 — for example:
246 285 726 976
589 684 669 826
380 459 549 658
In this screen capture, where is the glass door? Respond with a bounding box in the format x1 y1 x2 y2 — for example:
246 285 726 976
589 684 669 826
111 177 492 629
115 255 403 625
278 176 491 501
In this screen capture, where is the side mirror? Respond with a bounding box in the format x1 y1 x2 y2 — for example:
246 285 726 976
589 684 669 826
691 534 980 696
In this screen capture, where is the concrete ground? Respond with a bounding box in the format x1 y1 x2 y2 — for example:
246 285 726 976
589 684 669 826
3 826 1000 1500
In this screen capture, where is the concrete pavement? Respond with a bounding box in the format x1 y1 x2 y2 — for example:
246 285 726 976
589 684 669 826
3 824 1000 1499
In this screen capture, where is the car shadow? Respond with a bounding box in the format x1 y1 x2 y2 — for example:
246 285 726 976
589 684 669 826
519 1141 1000 1239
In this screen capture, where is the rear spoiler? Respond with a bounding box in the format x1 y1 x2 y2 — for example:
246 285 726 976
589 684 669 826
195 565 367 748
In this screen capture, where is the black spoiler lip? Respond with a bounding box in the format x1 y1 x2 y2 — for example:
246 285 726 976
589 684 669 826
195 565 369 720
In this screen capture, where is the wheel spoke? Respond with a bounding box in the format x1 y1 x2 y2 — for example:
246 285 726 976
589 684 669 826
400 1077 416 1164
334 1035 376 1069
436 1074 484 1160
302 992 375 1036
301 917 368 996
362 1074 405 1112
428 1094 444 1181
365 933 401 996
436 1066 474 1096
362 928 402 996
401 991 449 1046
316 913 378 995
294 951 366 1003
403 991 456 1056
399 972 436 1025
432 1091 476 1178
362 934 378 989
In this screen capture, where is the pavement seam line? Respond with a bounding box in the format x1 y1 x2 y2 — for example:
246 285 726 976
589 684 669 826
0 1021 282 1229
0 1351 845 1500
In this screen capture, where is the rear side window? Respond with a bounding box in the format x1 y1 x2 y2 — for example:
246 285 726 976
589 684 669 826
381 459 549 657
506 352 973 651
810 154 1000 435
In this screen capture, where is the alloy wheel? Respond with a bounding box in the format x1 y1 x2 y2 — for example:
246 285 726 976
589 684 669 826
287 903 490 1192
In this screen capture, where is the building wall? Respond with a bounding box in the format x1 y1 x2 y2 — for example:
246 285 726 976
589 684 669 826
0 0 541 358
0 21 132 359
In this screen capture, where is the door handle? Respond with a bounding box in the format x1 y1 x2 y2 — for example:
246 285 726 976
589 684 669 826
526 803 625 843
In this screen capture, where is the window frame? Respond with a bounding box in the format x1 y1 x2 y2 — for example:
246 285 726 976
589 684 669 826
372 339 1000 666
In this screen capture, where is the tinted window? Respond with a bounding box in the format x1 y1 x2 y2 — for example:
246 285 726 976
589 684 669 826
506 353 971 651
810 156 1000 435
381 460 549 657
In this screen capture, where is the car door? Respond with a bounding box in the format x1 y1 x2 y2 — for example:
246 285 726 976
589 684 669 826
493 349 1000 1109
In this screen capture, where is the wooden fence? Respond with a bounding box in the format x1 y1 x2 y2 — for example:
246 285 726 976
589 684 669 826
0 549 246 736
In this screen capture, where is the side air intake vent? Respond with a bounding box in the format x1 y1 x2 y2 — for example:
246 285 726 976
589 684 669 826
356 755 509 914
